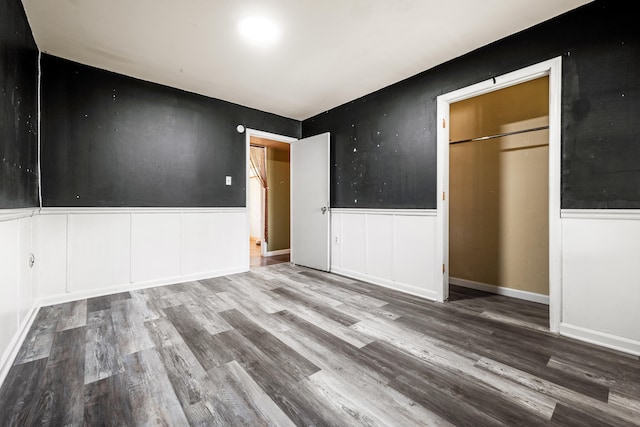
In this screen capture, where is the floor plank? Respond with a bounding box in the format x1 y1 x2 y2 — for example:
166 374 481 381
84 374 136 426
28 327 86 426
0 358 47 425
84 309 121 384
55 300 87 332
12 305 61 365
120 348 189 426
2 262 639 426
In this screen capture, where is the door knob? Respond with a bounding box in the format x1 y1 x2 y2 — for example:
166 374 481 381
321 206 328 215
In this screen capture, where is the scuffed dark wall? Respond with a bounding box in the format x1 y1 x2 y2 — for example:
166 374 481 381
41 55 301 207
303 0 640 209
0 0 39 208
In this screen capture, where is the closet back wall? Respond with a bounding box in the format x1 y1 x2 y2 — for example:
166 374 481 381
41 54 300 207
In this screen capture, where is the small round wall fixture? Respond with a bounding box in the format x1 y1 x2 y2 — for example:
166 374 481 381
236 124 245 133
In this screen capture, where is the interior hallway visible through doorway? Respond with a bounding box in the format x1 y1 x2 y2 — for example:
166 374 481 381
250 237 290 268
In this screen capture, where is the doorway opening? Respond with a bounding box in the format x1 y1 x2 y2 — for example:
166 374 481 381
245 130 296 269
436 57 562 332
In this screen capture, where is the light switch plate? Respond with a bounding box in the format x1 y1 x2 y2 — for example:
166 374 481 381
226 176 232 185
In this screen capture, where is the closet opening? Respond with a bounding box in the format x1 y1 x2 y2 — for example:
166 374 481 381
449 76 550 310
436 57 562 332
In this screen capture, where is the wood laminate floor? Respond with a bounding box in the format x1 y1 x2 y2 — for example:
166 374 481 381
1 263 639 426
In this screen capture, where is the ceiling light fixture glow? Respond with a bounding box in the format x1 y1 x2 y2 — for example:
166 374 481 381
238 16 280 46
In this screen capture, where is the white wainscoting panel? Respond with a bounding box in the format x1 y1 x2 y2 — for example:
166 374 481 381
365 214 394 281
0 218 20 366
131 213 181 283
181 210 247 277
0 209 39 387
34 208 249 304
331 209 439 300
68 213 132 293
560 210 640 355
33 214 68 298
394 214 437 298
330 213 342 268
17 216 34 322
339 213 367 274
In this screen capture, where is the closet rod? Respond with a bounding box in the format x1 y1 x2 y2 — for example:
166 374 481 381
449 125 549 145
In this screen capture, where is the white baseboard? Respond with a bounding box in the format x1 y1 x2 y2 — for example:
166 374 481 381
39 266 248 307
331 266 439 302
0 303 41 388
559 323 640 357
449 277 549 305
264 248 290 257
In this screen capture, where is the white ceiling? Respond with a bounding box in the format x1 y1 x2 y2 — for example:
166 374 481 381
21 0 591 121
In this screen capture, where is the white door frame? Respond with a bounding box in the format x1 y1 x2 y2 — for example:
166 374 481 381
436 57 562 332
245 128 297 266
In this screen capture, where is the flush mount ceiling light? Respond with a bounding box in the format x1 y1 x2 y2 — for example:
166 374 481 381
238 16 281 46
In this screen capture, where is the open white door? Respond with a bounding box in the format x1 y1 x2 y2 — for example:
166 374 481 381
291 132 330 271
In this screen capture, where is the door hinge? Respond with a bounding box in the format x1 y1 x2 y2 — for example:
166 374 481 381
442 191 446 201
442 264 446 273
442 118 446 128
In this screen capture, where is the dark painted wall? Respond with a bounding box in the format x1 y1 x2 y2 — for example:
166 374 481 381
303 0 640 209
0 0 39 208
41 55 300 207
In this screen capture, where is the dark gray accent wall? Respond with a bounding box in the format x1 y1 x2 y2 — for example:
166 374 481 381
0 0 39 208
303 0 640 209
41 55 301 207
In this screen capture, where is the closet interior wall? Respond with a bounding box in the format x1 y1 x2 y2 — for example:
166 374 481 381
449 77 550 298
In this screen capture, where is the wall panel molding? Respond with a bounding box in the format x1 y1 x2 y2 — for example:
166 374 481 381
0 213 37 387
39 207 246 215
561 211 640 356
331 209 439 301
35 208 249 299
561 209 640 220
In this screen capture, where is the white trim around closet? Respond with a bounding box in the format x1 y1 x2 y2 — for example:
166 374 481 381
436 57 562 332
